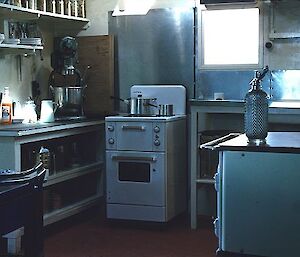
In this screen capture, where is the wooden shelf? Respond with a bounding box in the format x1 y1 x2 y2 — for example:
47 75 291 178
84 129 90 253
0 3 90 28
0 43 43 55
0 43 43 50
44 161 103 187
43 195 102 226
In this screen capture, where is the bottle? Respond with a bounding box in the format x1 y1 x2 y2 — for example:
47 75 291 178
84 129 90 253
1 87 13 125
244 66 269 145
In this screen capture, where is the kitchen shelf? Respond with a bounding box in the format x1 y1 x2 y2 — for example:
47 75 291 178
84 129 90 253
0 120 104 228
0 43 43 50
43 195 102 226
0 42 43 55
189 101 245 229
44 161 103 187
0 3 90 29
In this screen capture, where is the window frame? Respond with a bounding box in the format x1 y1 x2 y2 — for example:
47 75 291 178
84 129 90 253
198 3 264 70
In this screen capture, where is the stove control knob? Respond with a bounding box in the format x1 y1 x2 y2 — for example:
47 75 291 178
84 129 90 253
107 125 114 132
108 138 115 144
154 126 160 133
154 139 160 146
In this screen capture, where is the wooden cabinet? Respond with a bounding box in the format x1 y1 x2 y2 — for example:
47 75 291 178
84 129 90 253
0 120 104 225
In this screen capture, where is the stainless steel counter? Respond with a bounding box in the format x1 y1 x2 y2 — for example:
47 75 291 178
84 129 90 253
0 119 104 137
217 132 300 153
189 99 300 229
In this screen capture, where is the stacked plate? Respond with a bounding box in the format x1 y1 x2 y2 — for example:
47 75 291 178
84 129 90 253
20 38 42 46
4 38 20 44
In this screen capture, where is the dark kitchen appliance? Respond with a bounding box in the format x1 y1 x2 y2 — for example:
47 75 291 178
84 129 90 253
202 132 300 257
49 36 86 119
105 85 187 222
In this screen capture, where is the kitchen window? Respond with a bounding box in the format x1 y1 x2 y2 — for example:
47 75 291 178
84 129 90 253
199 6 263 69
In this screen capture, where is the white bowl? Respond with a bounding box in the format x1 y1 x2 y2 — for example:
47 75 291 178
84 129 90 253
0 33 5 44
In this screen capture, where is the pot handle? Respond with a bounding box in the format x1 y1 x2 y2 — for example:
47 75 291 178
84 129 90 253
110 96 130 104
53 102 58 113
144 102 158 108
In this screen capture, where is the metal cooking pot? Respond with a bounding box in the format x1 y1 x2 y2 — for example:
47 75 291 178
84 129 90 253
111 96 157 115
50 85 87 115
159 104 174 116
129 97 157 115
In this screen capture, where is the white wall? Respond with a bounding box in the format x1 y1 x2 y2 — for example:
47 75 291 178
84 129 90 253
0 30 53 104
0 0 195 105
80 0 196 36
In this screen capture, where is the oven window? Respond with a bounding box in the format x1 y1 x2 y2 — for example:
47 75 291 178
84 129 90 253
118 162 150 183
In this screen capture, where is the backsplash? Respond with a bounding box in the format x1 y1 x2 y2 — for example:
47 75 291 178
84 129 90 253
195 69 300 101
0 55 33 103
0 29 53 106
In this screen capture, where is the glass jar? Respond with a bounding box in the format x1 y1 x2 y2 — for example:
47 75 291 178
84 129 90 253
70 0 78 17
10 0 22 7
47 0 56 13
56 0 64 14
77 0 85 18
37 0 46 11
64 0 71 16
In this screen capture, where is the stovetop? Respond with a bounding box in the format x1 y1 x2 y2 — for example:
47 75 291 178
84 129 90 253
105 114 186 122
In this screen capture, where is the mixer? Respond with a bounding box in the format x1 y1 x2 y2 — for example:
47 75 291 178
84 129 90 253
48 36 86 119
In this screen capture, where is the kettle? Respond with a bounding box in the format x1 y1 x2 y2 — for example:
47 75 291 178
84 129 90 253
40 100 56 123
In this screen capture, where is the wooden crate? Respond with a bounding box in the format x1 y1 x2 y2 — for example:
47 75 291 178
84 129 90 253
77 35 115 117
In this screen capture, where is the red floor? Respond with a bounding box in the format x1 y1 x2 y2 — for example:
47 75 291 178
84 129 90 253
44 207 218 257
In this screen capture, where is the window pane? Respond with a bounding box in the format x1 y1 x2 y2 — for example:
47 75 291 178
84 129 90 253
202 8 259 65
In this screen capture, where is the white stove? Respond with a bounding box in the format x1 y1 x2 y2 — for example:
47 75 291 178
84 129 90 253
105 85 187 222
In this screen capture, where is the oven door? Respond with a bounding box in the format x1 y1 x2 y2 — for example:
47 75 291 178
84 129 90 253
106 151 165 206
115 122 154 151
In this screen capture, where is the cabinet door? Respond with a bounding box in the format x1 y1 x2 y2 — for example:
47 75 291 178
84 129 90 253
221 151 300 257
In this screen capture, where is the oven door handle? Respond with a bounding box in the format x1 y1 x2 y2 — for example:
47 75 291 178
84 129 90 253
121 125 146 131
112 156 157 162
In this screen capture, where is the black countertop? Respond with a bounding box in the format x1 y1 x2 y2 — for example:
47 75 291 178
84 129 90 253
216 132 300 153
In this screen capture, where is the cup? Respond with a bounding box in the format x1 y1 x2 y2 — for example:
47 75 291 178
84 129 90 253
40 100 55 123
214 92 224 100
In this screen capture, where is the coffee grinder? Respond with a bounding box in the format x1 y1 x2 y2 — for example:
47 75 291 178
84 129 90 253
48 36 86 119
